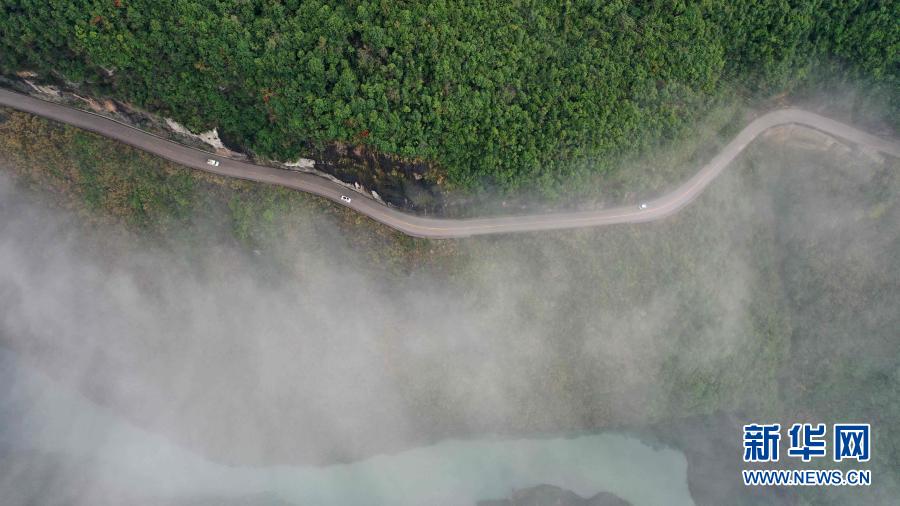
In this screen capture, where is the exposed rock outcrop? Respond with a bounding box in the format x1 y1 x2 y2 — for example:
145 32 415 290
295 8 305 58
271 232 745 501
478 484 631 506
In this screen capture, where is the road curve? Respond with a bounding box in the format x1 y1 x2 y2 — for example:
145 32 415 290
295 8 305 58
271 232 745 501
2 88 898 238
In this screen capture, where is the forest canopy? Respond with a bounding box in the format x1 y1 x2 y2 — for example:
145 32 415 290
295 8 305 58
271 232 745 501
1 0 897 191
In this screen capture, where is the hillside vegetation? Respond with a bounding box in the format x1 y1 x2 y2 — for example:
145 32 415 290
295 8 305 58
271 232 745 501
2 106 899 503
2 1 897 192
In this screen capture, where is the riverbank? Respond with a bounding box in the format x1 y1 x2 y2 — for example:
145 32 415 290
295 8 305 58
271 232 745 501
1 346 688 506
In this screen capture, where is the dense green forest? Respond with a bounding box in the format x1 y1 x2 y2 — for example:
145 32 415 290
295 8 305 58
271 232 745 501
1 1 897 191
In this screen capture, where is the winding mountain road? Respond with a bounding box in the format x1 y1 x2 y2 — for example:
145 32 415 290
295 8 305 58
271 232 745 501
2 88 898 238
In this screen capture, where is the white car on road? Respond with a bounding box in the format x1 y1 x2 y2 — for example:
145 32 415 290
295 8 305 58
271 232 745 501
341 195 352 203
639 202 649 210
206 158 220 167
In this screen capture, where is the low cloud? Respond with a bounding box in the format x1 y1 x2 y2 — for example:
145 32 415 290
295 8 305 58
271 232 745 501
1 132 896 504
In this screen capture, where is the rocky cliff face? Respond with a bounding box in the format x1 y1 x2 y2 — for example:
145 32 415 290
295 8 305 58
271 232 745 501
477 485 631 506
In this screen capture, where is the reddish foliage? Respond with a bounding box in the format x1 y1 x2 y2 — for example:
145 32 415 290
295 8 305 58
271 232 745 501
90 15 104 25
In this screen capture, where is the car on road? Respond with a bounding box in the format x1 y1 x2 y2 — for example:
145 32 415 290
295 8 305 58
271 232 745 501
341 195 352 203
206 158 220 167
639 202 649 210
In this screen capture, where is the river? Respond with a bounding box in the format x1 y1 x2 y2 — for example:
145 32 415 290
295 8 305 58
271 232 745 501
0 348 693 505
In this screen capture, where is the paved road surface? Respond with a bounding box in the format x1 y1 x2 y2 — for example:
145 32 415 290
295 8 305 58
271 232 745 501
2 89 898 238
